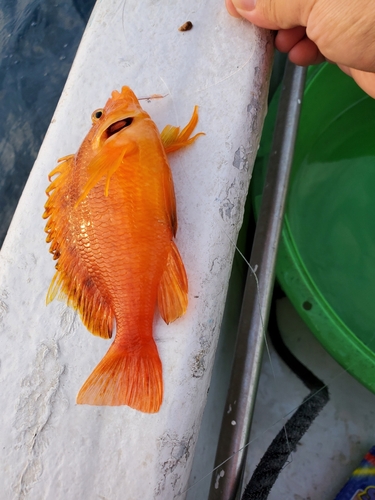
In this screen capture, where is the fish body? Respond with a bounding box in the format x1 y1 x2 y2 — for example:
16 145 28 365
43 87 203 413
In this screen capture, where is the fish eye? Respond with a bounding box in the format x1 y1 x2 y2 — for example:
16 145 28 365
92 109 104 122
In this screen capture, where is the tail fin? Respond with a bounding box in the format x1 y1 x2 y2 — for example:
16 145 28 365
76 340 163 413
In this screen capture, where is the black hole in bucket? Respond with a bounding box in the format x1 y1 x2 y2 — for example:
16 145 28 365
303 301 312 311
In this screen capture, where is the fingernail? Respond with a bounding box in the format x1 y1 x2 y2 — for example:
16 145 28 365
236 0 256 11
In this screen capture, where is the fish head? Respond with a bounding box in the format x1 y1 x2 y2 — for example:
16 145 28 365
87 86 155 152
73 86 163 203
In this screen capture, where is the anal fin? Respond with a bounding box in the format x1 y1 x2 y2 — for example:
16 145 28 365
158 242 188 324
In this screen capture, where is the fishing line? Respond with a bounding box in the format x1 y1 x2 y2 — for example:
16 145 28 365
153 70 284 491
158 76 180 127
141 65 319 500
121 0 128 40
110 6 371 498
219 227 276 381
152 78 277 384
114 9 357 494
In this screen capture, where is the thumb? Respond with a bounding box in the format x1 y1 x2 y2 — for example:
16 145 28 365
226 0 313 30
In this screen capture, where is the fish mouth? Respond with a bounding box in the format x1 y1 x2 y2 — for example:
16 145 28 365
104 117 134 139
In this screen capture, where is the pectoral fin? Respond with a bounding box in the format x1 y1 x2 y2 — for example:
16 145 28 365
158 242 188 324
75 141 138 206
161 106 204 154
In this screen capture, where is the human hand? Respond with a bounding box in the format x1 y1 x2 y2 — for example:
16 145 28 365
226 0 375 98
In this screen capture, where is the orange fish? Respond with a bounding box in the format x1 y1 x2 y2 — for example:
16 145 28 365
43 86 203 413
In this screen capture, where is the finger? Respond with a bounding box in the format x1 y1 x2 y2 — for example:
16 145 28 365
230 0 314 30
288 37 326 66
276 28 325 66
275 27 307 53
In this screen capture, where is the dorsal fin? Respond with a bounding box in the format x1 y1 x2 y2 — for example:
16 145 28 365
162 163 178 236
43 155 114 339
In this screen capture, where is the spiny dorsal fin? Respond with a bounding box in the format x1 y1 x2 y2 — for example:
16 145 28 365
162 163 178 236
44 155 114 339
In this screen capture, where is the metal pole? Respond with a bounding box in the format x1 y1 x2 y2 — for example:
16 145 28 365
208 61 307 500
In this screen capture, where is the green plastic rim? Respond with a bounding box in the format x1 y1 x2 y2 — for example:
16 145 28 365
252 63 375 392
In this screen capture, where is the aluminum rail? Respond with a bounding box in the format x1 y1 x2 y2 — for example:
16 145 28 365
208 61 307 500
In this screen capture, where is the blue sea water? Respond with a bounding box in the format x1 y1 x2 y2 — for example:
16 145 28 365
0 0 96 247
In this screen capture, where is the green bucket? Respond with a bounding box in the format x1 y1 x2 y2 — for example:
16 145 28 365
252 63 375 392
